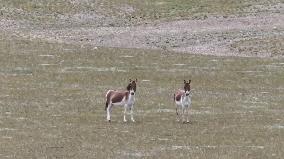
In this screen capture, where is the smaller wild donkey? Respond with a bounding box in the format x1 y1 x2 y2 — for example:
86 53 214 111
174 80 192 123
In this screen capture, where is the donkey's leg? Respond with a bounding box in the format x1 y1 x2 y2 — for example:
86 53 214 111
176 105 180 122
123 104 128 122
130 105 135 122
186 106 190 123
107 103 112 122
181 105 185 123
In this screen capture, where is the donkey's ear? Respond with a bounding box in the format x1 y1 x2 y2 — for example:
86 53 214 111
184 80 186 84
126 84 131 91
188 80 191 84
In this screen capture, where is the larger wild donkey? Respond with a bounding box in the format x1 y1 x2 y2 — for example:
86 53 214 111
105 79 137 122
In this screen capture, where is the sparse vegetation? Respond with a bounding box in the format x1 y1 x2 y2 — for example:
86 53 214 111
231 36 284 57
0 0 283 158
0 0 282 25
0 34 283 158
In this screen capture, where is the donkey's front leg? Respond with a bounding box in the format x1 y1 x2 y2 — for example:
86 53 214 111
186 106 190 123
123 105 128 122
181 105 186 123
130 105 135 122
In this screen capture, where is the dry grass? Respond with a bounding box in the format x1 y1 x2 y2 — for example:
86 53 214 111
0 0 282 26
0 0 283 158
0 34 283 158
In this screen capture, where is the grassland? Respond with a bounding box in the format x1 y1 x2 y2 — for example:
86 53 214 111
0 33 283 158
0 0 284 158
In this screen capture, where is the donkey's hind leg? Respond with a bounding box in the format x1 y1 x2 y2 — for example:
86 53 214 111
176 105 181 122
107 103 112 122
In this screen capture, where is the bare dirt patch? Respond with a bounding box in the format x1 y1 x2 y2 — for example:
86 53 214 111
1 11 283 57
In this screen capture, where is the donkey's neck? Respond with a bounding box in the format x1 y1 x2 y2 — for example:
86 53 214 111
127 92 135 103
182 94 190 102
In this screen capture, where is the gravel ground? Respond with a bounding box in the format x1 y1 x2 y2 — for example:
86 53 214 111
0 3 283 57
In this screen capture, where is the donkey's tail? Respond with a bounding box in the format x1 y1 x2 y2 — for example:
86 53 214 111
105 101 108 111
174 93 178 115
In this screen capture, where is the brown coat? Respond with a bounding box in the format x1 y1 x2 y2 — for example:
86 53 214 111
107 90 129 104
174 90 184 102
105 90 130 110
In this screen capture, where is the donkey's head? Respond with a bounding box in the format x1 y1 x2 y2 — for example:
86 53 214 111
183 80 191 96
126 79 137 95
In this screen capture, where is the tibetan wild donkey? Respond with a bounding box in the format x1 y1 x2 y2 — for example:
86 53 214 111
174 80 192 123
105 79 137 122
